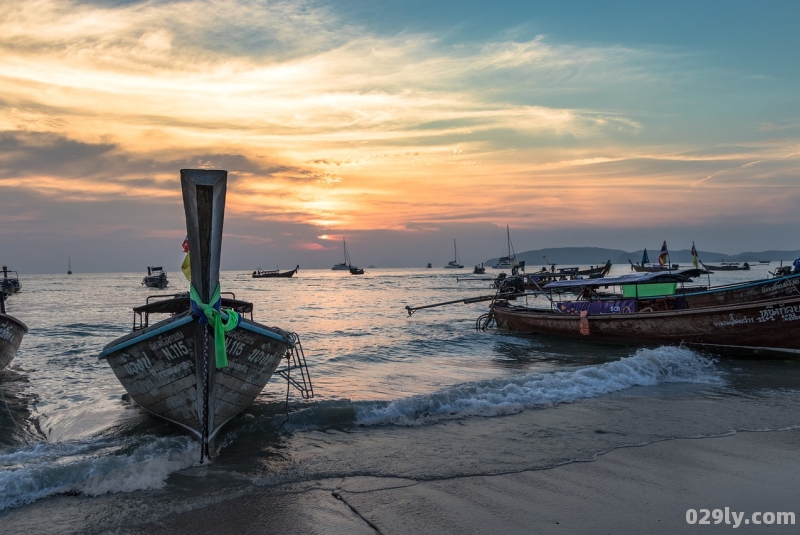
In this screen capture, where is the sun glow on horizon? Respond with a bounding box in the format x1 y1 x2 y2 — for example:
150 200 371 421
1 0 799 249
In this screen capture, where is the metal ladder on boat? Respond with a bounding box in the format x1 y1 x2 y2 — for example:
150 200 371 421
275 331 314 399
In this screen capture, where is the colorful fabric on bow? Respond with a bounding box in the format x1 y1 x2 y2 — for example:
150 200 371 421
189 283 240 368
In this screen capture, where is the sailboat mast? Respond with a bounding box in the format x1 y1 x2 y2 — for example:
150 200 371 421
505 225 515 264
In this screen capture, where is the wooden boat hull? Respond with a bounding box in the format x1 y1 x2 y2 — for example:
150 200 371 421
701 264 750 271
630 264 672 272
143 276 169 289
492 296 800 355
99 312 289 441
577 265 609 277
252 265 298 278
0 313 28 372
0 280 21 295
680 274 800 308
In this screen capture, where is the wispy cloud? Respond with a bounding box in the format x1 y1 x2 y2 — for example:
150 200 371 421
1 0 798 246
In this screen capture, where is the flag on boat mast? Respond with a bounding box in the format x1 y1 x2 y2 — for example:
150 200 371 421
658 241 669 266
641 248 650 265
181 235 191 281
691 241 699 268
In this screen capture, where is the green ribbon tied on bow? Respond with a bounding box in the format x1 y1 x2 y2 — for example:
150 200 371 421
189 283 240 369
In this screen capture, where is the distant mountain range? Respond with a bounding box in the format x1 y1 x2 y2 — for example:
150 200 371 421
484 247 800 267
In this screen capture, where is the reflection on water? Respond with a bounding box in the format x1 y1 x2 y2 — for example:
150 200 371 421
1 264 798 512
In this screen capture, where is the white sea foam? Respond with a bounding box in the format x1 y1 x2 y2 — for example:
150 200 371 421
0 435 197 510
354 346 722 426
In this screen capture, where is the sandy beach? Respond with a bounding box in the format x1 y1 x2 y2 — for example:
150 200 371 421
3 426 797 534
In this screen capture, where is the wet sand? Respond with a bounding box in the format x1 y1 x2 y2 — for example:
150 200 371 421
4 428 797 534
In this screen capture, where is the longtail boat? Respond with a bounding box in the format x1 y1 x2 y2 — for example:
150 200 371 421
142 266 169 289
522 261 612 289
252 265 299 278
701 261 751 271
577 270 800 308
490 272 800 356
1 266 21 295
628 259 679 272
99 170 312 459
0 292 27 372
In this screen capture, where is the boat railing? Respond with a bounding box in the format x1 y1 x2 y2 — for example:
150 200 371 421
134 291 251 331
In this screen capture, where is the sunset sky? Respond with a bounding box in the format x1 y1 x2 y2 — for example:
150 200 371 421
2 0 799 272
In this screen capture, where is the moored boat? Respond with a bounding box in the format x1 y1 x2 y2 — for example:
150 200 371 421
252 265 299 278
473 263 485 274
0 292 27 372
628 243 678 272
99 169 312 458
332 238 353 270
491 226 516 269
701 261 750 271
1 266 21 295
581 261 612 278
445 239 464 269
490 271 800 356
491 295 800 356
521 261 611 290
142 266 169 289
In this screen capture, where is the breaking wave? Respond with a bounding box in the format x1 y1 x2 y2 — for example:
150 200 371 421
0 435 197 510
354 346 722 426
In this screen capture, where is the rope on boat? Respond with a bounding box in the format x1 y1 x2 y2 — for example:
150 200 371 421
190 284 239 369
476 276 527 331
200 326 210 464
279 350 292 430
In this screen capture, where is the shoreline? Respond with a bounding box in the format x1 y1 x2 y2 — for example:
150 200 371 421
3 428 798 534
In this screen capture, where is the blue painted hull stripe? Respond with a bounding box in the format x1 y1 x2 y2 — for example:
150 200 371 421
99 317 288 359
98 316 194 358
239 321 289 344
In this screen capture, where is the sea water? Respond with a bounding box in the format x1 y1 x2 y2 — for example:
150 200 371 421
2 264 800 524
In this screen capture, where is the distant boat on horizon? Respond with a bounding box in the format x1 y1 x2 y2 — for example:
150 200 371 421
444 239 464 269
629 243 679 272
492 226 516 269
332 238 352 270
142 266 169 288
1 266 21 295
252 265 299 278
67 256 72 275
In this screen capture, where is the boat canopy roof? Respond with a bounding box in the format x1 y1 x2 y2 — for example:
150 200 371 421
543 271 695 290
133 293 253 315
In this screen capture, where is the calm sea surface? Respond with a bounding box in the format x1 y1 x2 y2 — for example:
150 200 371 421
2 263 800 521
